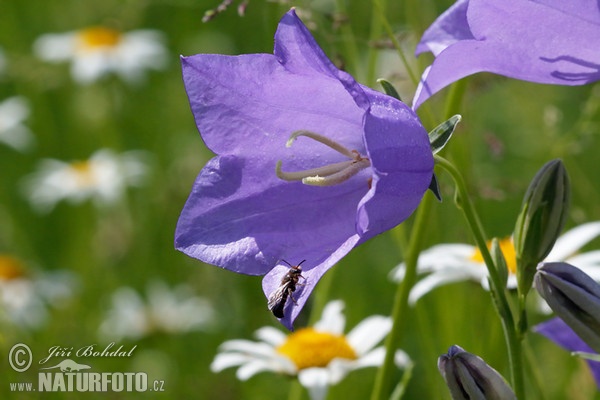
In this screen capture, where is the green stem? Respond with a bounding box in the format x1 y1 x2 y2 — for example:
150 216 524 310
334 0 363 80
370 193 433 400
434 155 525 399
366 0 386 85
371 0 419 86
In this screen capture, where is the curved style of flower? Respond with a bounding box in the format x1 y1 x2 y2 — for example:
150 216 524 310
412 0 600 109
0 97 34 152
0 255 77 330
390 222 600 305
33 27 167 84
22 149 148 213
98 281 214 340
534 317 600 389
211 300 411 400
175 9 434 329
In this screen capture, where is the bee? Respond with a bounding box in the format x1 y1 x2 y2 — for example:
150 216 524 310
267 260 306 319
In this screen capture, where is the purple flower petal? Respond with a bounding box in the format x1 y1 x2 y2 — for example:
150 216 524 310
534 317 600 388
413 0 600 109
176 9 433 327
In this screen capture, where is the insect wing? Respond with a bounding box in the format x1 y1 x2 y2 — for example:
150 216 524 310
268 285 287 318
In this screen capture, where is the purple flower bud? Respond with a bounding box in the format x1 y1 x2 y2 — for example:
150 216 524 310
438 345 516 400
534 262 600 353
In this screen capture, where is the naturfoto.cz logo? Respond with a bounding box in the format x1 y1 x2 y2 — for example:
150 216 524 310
7 343 165 393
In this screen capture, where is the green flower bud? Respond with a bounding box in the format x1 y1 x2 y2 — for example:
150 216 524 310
534 262 600 354
438 345 516 400
513 159 570 297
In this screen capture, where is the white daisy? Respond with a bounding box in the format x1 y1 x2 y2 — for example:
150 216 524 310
99 281 214 340
211 300 411 400
33 27 167 84
0 97 34 152
390 222 600 305
0 255 76 330
22 149 148 213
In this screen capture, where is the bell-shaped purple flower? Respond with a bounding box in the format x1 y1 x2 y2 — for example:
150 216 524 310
534 317 600 389
413 0 600 109
175 9 434 329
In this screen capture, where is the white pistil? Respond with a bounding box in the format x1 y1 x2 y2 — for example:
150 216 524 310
276 130 371 186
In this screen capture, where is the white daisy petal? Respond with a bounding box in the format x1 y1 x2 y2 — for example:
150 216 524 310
0 97 34 152
236 359 284 380
390 243 476 281
408 266 484 304
33 33 76 61
254 326 287 346
547 221 600 260
351 347 385 368
568 251 600 280
346 316 391 355
210 352 252 372
298 368 330 400
313 300 345 334
219 339 273 354
325 359 354 384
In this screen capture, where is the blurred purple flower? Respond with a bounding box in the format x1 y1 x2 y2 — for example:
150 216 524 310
534 317 600 388
413 0 600 109
175 9 433 329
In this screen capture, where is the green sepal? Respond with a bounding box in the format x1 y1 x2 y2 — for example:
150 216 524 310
428 173 442 202
377 78 401 101
429 114 461 155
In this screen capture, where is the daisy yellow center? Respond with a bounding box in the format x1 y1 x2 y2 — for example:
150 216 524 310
70 161 97 188
470 237 517 274
77 27 122 50
276 328 357 370
0 255 27 281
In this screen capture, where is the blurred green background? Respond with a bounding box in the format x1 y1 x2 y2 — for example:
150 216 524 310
1 0 600 398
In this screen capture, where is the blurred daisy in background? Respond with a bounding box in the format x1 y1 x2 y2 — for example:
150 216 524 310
0 97 35 152
0 254 77 330
33 27 167 84
390 222 600 306
98 281 214 340
22 149 148 213
211 300 411 400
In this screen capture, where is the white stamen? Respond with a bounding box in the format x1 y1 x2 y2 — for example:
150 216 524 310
276 130 371 186
301 159 371 186
286 130 357 159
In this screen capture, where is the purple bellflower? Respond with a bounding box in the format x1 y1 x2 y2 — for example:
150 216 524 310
534 317 600 389
175 9 434 329
413 0 600 109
